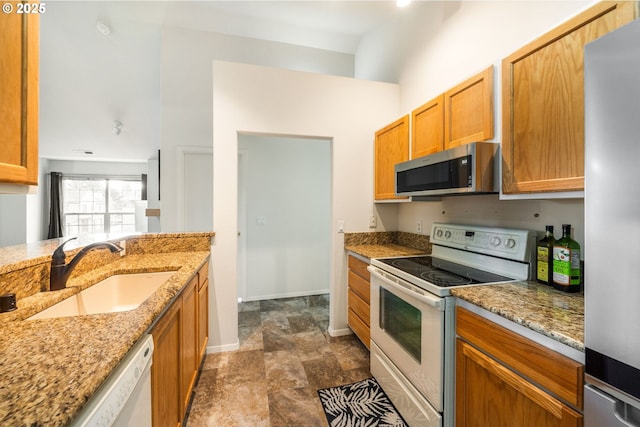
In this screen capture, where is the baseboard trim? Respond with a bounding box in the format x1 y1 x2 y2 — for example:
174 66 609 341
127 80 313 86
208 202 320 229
241 289 329 302
206 339 240 354
328 326 353 337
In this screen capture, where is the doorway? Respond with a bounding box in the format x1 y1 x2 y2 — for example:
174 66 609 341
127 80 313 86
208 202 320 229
237 134 331 302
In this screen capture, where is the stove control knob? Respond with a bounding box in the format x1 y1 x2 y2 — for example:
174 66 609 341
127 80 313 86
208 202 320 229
435 228 443 238
505 238 516 248
444 230 452 239
490 236 501 246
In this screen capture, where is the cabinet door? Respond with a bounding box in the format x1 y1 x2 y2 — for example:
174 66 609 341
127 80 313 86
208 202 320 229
374 115 409 201
198 270 209 362
456 339 582 427
181 276 199 414
502 1 634 194
347 255 371 348
151 301 182 427
412 95 444 158
0 6 38 185
456 306 583 409
444 66 493 150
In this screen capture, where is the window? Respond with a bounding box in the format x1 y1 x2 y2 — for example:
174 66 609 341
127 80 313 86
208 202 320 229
62 177 142 235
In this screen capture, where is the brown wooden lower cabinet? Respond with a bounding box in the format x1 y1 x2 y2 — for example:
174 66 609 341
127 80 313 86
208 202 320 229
197 265 209 362
456 307 583 427
180 276 199 415
151 263 209 427
347 255 370 348
151 300 182 427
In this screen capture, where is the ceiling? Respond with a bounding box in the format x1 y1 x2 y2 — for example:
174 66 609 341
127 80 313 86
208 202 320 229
38 1 409 163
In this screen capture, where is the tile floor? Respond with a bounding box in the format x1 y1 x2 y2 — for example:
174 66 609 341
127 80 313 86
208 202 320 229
185 295 371 426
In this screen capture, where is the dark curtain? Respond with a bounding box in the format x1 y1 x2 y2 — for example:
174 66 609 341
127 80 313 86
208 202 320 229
47 172 64 239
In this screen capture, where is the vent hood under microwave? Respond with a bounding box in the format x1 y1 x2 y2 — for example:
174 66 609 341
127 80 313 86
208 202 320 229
395 142 499 198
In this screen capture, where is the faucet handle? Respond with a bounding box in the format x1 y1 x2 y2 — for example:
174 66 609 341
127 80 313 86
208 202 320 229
52 237 78 264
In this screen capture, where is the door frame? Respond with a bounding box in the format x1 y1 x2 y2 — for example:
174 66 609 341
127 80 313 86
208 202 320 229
237 149 249 302
176 146 213 232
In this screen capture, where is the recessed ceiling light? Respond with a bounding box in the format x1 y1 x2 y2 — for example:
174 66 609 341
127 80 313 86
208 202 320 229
397 0 412 7
96 21 111 36
72 149 94 155
112 120 123 135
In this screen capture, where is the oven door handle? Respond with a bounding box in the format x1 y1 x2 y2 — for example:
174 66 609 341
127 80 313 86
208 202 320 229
368 266 445 310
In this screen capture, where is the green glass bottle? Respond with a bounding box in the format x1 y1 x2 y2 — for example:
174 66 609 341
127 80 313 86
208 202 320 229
536 225 555 285
552 224 581 293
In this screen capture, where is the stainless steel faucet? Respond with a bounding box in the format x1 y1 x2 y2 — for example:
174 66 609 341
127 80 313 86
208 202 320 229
49 237 123 291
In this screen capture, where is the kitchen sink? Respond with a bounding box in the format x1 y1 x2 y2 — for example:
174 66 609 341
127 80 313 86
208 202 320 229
28 271 176 320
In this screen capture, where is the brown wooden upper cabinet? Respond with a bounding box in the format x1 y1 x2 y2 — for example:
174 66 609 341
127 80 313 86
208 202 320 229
444 66 494 150
0 5 39 185
411 67 493 160
502 1 635 194
411 94 444 158
374 115 409 201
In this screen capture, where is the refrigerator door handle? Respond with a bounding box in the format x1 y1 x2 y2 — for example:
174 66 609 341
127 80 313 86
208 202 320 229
612 400 639 427
585 385 640 427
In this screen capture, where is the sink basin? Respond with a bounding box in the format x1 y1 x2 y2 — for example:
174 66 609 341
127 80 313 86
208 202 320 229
29 271 175 320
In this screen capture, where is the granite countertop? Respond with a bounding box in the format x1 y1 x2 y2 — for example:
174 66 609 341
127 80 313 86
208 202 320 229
344 231 431 259
345 243 427 259
0 235 212 427
451 281 584 352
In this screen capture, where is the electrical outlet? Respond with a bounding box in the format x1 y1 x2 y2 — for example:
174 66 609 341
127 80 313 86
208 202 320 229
369 215 377 229
417 221 422 234
337 220 345 233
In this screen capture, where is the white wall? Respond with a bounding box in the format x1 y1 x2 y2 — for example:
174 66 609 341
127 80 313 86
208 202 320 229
212 61 399 351
238 134 331 301
0 195 27 247
0 158 48 246
159 26 355 233
356 1 594 247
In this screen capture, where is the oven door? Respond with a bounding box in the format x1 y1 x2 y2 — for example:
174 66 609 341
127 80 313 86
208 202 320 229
369 266 445 412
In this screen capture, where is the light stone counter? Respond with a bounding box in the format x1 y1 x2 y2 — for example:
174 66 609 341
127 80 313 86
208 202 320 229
451 281 584 352
0 233 213 427
344 231 431 259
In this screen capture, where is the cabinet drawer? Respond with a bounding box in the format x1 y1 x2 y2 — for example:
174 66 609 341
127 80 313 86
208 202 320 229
348 270 370 303
348 308 370 349
348 256 370 281
348 289 370 327
456 307 584 409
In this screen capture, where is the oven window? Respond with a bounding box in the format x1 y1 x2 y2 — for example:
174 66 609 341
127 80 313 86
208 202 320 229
380 288 422 362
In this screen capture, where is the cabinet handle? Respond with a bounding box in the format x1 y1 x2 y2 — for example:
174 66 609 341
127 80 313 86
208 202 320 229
461 341 564 419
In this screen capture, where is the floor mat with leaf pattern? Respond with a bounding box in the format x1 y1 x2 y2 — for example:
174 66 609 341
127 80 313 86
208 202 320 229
317 377 409 427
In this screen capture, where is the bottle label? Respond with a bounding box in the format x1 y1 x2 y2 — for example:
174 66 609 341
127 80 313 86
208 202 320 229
553 247 571 285
537 247 550 282
570 249 581 285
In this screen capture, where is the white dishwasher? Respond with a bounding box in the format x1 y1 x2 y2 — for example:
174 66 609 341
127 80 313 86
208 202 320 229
70 334 154 427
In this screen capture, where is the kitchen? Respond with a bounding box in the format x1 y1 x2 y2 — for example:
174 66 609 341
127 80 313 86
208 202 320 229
0 0 636 426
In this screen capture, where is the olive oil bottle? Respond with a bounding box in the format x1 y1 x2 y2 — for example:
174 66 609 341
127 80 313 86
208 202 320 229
536 225 555 285
552 224 581 292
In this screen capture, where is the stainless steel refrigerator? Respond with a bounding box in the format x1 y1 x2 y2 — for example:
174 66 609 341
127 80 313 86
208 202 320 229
584 17 640 427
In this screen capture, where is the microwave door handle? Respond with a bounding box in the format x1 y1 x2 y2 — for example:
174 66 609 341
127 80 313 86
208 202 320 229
370 267 444 310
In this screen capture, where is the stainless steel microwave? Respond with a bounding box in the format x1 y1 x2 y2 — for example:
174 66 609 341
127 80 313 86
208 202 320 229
395 142 499 198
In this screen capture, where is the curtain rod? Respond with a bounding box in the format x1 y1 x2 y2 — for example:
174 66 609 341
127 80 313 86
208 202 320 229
47 172 141 181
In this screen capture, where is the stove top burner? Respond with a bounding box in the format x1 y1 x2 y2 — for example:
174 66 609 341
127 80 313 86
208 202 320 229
379 256 514 288
420 270 472 287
